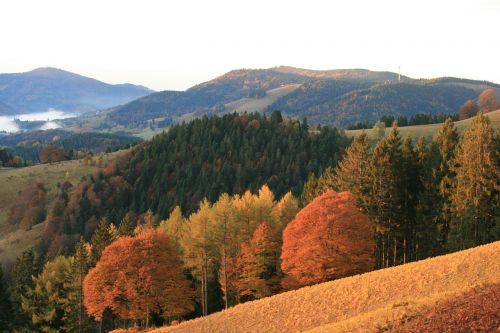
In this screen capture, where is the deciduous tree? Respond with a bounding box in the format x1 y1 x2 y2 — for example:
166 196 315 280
281 191 375 289
83 229 194 328
236 222 280 301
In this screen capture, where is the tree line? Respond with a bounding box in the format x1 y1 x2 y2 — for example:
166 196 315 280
303 113 499 265
346 88 499 130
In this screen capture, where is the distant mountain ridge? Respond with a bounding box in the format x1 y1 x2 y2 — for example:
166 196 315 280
106 66 499 128
0 67 153 115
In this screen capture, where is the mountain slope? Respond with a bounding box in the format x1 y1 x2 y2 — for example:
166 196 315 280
0 67 153 115
107 68 310 124
267 80 481 127
0 100 16 115
105 67 498 129
152 241 500 333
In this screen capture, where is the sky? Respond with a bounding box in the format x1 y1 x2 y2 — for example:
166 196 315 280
0 0 499 91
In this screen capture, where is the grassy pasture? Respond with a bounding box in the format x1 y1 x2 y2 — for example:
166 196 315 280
152 241 500 333
345 109 500 140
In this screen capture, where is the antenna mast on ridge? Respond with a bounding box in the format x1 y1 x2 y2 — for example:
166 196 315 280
398 66 401 81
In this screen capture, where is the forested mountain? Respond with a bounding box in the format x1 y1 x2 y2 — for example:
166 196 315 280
107 69 310 125
0 67 153 115
268 80 478 127
105 66 498 129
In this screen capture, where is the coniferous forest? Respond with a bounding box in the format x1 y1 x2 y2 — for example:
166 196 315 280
0 111 498 332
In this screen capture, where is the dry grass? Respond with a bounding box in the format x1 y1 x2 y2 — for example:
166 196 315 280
0 159 96 230
151 241 500 333
0 151 130 263
225 84 300 113
345 109 500 140
0 223 45 264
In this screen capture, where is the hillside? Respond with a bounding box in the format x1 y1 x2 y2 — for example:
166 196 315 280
0 158 99 263
106 68 310 125
267 80 481 127
345 109 500 140
0 67 153 115
152 241 500 333
101 67 499 132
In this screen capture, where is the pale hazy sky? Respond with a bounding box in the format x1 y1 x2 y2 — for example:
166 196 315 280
1 0 499 91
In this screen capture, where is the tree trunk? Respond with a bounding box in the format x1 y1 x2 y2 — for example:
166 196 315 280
222 235 228 310
201 265 205 316
403 238 406 264
393 237 397 266
381 238 385 268
79 268 83 333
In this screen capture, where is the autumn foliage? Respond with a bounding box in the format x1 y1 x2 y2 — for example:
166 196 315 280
83 229 194 322
281 191 375 288
235 222 280 301
39 145 66 164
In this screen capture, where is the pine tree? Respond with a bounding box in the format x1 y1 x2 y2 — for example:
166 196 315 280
435 117 459 245
414 137 441 259
90 217 114 265
21 256 74 332
399 136 419 262
333 133 370 202
364 125 403 268
317 166 335 193
0 264 13 332
117 212 135 237
448 113 499 249
299 173 321 206
10 249 36 331
69 238 91 333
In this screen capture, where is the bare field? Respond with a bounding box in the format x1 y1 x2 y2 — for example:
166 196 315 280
152 241 500 333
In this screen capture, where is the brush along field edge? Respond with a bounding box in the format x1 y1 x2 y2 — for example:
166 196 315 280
152 241 500 333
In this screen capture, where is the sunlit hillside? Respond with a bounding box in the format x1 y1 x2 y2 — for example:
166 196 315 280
0 151 125 264
152 241 500 333
345 109 500 140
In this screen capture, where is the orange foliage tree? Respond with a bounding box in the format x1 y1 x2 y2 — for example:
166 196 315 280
477 88 497 112
281 191 375 289
39 145 66 164
235 222 280 302
83 229 194 327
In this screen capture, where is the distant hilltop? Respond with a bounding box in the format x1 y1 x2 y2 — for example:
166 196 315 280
0 67 153 116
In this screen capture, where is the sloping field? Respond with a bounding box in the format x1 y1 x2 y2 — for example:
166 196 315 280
0 151 129 264
345 109 500 140
224 84 300 113
152 241 500 333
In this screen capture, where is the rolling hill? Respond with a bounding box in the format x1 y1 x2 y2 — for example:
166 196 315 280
0 67 153 115
151 241 500 333
345 109 500 140
104 66 499 130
